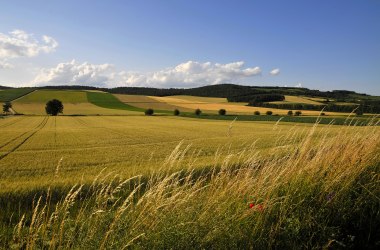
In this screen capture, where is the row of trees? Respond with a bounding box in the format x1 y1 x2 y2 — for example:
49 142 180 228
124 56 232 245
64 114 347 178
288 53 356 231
144 108 306 117
252 110 303 116
144 108 226 116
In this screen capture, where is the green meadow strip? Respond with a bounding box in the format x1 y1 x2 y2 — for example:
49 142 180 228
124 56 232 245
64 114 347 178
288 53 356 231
0 88 35 102
87 92 173 114
87 92 144 112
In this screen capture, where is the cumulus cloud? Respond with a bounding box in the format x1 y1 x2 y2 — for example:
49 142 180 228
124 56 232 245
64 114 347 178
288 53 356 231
0 29 58 68
32 60 113 87
31 60 262 88
295 83 303 88
118 60 262 87
0 60 13 69
269 68 280 76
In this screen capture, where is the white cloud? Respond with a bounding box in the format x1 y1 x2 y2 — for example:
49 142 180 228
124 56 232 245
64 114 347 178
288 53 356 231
31 60 262 88
295 83 303 88
269 68 280 76
32 60 113 87
118 60 262 87
0 60 13 69
0 29 58 68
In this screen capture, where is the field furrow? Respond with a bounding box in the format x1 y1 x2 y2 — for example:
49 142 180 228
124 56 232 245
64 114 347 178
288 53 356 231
0 116 49 161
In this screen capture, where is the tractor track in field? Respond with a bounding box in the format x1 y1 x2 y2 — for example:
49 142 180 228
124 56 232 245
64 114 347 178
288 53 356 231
0 116 49 161
0 117 47 150
0 116 24 129
0 131 31 150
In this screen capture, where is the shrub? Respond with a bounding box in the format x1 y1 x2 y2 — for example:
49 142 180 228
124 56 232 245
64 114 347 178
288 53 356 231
287 110 293 116
355 109 363 116
295 111 302 116
218 109 226 115
45 99 63 116
195 109 202 116
266 111 273 115
321 112 326 116
173 109 180 116
254 111 260 115
145 108 154 116
2 102 12 114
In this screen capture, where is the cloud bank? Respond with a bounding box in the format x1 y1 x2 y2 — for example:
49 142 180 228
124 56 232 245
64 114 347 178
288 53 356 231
32 60 262 88
32 60 113 87
0 29 58 68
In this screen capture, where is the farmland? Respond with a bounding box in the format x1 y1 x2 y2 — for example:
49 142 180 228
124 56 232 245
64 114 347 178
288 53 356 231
0 113 378 248
0 115 322 193
12 90 139 115
1 88 380 248
149 95 352 116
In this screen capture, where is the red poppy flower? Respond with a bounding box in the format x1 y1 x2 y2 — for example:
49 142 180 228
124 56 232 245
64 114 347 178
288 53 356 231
249 203 254 208
257 204 264 211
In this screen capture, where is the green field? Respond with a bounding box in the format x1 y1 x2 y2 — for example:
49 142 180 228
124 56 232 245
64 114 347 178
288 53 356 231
87 91 144 112
0 88 35 102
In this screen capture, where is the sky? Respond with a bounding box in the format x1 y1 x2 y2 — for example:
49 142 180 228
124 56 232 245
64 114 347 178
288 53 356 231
0 0 379 95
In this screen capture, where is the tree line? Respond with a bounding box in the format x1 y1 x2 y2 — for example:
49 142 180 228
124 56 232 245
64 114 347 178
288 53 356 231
248 102 380 114
35 84 375 101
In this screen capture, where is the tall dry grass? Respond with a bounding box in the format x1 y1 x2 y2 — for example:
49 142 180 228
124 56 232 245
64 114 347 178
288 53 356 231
9 120 380 249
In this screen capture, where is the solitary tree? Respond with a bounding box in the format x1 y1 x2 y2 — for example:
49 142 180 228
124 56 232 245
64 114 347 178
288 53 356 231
266 110 273 115
218 109 226 115
145 108 154 116
287 110 293 116
195 109 202 116
295 111 302 116
45 99 63 116
254 111 260 115
173 109 180 116
2 102 12 114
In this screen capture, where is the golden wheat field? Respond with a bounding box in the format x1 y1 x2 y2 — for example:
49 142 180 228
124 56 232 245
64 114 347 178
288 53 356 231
0 115 357 193
114 94 194 112
2 114 379 249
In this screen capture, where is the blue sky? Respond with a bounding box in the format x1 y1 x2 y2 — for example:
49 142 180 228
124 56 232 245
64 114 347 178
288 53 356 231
0 0 379 94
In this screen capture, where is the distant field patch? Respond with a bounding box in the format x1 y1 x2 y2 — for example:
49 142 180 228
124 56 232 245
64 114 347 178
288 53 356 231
168 95 228 103
270 95 324 105
13 90 140 115
0 88 35 102
150 96 348 116
87 92 143 112
114 94 193 112
17 90 87 103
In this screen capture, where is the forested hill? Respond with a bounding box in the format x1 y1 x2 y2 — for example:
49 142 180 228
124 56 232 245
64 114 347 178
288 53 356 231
29 83 378 102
